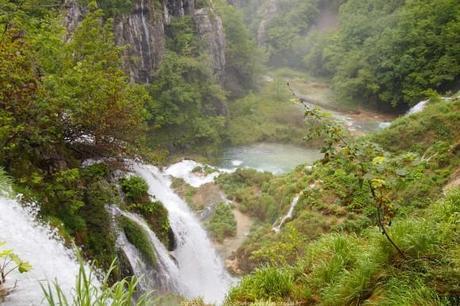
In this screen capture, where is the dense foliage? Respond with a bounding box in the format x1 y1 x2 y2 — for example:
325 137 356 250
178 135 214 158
214 0 262 97
239 0 459 109
147 16 227 155
304 0 460 108
0 1 148 271
205 202 237 242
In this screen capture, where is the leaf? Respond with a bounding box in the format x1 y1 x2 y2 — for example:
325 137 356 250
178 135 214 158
372 156 385 165
18 261 32 273
371 178 386 189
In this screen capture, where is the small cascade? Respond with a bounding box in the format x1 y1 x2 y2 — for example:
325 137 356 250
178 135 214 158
116 230 156 292
272 194 301 233
112 208 184 295
129 162 234 304
407 100 429 115
0 195 81 305
165 160 220 187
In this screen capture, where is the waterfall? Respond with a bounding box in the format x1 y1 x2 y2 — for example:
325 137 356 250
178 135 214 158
112 207 183 294
165 160 219 188
272 194 301 233
129 162 234 304
0 196 81 305
407 100 429 115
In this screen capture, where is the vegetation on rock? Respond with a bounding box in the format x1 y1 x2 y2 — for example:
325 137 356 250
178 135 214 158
205 203 237 242
120 175 174 250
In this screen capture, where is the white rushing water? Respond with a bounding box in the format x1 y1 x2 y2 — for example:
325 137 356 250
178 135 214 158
272 194 301 233
407 100 429 115
0 195 80 305
129 162 234 304
165 160 220 188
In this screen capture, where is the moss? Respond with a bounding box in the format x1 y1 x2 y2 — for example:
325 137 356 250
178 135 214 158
119 216 157 268
128 200 175 251
120 175 175 251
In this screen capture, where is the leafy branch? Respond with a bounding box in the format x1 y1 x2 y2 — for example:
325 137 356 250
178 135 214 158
293 87 406 258
0 242 31 299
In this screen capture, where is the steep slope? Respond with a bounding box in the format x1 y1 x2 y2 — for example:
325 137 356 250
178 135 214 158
225 96 460 304
65 0 226 84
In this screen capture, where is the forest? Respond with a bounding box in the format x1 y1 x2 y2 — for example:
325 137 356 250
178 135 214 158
0 0 459 305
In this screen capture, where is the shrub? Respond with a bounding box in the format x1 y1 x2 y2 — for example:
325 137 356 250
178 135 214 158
205 203 237 242
227 267 294 303
120 176 150 204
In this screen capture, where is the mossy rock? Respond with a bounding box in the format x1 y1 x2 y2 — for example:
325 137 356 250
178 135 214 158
119 216 157 268
128 200 176 251
116 249 134 280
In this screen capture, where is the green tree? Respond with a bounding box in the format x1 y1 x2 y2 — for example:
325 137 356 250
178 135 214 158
148 52 226 152
48 6 149 156
305 0 460 108
215 0 262 97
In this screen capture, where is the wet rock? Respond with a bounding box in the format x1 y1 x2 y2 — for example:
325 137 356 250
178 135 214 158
114 0 165 83
193 8 226 79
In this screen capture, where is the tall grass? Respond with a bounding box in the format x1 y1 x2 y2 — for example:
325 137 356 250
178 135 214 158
41 259 151 306
227 189 460 305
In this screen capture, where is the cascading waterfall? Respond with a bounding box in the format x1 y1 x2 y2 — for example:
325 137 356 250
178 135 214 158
0 195 81 305
272 194 301 233
129 162 234 304
112 207 183 294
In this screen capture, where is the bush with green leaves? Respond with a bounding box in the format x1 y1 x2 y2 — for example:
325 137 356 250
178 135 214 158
119 175 173 249
205 203 237 242
120 176 149 204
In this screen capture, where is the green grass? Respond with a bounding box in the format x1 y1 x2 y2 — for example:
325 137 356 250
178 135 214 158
41 258 151 306
227 189 460 305
371 97 460 154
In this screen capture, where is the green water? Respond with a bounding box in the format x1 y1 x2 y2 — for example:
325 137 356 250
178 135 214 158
217 143 322 174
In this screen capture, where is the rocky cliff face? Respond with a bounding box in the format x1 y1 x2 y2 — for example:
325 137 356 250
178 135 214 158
64 0 84 41
114 0 165 83
193 8 226 79
65 0 226 84
256 0 277 45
